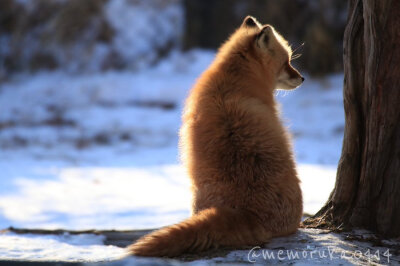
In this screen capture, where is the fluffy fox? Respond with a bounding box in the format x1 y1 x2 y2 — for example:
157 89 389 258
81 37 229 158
128 16 304 257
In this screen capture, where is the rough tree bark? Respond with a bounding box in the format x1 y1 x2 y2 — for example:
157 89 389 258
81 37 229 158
303 0 400 237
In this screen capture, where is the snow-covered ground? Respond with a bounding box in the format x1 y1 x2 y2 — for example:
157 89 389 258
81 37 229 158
1 229 398 265
0 233 127 262
0 50 356 263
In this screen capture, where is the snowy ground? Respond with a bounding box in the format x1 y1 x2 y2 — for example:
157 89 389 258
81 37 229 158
1 229 398 265
0 49 381 264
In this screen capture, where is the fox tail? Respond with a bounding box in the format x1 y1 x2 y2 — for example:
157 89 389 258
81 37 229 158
128 206 270 257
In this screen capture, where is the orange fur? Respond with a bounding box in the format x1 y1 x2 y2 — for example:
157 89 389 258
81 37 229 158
128 16 303 257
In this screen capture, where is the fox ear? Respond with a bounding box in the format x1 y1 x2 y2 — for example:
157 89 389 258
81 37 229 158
242 16 260 28
256 26 273 50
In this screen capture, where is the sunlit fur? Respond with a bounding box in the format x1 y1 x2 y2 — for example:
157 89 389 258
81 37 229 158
128 16 303 257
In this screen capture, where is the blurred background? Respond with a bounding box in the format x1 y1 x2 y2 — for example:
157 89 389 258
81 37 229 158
0 0 346 232
0 0 346 79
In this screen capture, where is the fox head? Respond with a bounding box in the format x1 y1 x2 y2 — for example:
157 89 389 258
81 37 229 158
243 16 304 90
220 16 304 91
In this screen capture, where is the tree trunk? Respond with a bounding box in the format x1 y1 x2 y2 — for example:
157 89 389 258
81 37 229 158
303 0 400 237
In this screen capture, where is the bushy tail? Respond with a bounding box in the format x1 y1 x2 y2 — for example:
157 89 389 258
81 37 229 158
128 207 271 257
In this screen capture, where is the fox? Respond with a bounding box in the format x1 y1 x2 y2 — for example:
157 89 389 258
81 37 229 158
128 16 304 257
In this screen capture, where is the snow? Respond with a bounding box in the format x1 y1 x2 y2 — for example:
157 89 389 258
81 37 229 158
105 0 184 70
0 163 191 230
0 50 214 149
0 232 126 262
1 229 398 264
1 0 183 75
0 49 370 263
0 161 335 231
201 229 397 265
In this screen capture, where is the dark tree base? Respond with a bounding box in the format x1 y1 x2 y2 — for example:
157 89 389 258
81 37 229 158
303 0 400 238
